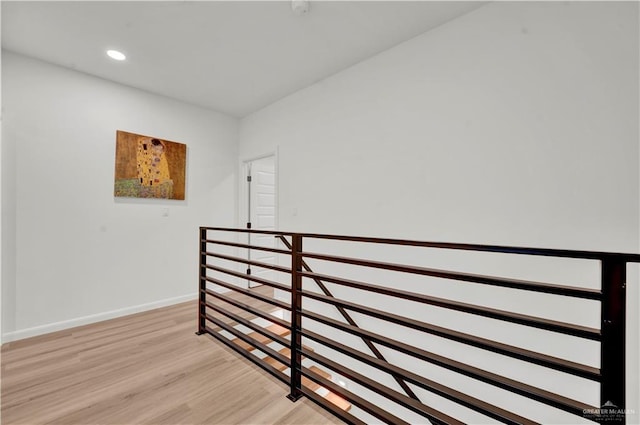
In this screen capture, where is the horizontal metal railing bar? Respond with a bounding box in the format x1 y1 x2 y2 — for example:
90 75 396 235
301 386 366 425
299 255 601 300
300 289 600 381
204 314 291 370
302 309 595 417
300 366 411 425
203 238 291 255
203 326 288 386
204 301 291 349
205 251 292 274
204 264 291 292
202 227 640 262
203 288 291 330
204 227 294 237
300 274 599 340
301 329 538 425
299 347 464 425
203 276 290 310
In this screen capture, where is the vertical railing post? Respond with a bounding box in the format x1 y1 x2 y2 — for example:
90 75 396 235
599 257 626 423
196 227 207 335
287 234 303 402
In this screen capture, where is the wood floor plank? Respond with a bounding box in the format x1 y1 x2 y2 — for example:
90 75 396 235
1 295 341 425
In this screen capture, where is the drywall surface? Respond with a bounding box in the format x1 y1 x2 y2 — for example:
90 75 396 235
241 1 637 251
0 16 3 344
1 51 238 340
239 2 639 423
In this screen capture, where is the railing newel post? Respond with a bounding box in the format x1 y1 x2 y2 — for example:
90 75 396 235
598 257 626 423
287 233 304 402
196 227 206 335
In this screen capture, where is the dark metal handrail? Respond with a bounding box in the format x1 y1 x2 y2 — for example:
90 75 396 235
201 226 640 261
197 226 636 424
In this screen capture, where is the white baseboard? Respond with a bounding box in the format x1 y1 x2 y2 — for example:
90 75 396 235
2 293 198 343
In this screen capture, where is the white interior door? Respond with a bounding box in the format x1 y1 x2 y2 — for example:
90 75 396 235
246 155 277 288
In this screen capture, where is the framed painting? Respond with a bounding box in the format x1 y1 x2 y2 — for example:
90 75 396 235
114 130 187 200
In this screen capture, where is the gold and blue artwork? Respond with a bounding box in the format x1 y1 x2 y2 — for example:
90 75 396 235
114 130 186 200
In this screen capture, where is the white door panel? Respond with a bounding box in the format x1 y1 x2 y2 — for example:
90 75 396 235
247 155 277 288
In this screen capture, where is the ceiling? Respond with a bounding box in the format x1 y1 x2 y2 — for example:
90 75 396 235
2 1 485 118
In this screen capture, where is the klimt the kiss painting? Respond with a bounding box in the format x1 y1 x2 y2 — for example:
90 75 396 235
114 130 186 200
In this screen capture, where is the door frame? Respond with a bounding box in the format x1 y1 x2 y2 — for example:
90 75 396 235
238 149 279 232
238 149 279 289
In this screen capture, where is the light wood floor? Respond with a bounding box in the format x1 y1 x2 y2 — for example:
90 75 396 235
1 297 341 425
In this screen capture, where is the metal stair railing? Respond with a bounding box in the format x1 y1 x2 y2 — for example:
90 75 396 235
196 226 638 425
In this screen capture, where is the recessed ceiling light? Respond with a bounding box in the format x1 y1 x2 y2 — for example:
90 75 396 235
107 50 126 61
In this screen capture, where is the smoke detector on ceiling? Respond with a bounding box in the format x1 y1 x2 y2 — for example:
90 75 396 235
291 0 310 16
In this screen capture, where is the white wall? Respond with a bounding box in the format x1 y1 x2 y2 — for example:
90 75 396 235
1 51 239 341
240 1 639 423
0 3 3 345
2 0 638 422
241 1 637 251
